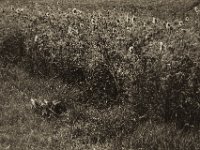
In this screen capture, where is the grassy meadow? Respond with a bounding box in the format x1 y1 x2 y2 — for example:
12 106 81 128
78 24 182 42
1 0 200 149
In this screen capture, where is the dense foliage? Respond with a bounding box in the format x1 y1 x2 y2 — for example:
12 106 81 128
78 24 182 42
0 4 200 129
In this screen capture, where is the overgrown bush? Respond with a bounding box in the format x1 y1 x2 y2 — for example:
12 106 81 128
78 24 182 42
1 4 200 128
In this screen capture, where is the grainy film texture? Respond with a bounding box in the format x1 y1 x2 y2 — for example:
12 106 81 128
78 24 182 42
0 0 200 149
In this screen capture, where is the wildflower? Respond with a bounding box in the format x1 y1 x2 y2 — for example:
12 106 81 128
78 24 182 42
126 27 132 32
165 22 171 30
106 10 111 17
128 46 134 53
132 15 137 21
159 42 164 51
45 12 50 17
44 99 48 105
194 7 199 14
181 28 187 33
68 26 78 35
31 98 37 108
79 23 84 28
131 15 137 24
16 8 24 13
178 20 184 26
91 17 96 25
72 8 77 15
185 16 189 22
125 13 129 22
34 35 38 42
152 17 157 24
72 8 82 16
68 26 73 35
113 28 117 33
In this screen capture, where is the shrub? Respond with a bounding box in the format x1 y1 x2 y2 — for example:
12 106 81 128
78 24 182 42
1 4 200 128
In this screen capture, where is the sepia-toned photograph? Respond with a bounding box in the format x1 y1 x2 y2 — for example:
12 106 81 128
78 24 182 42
0 0 200 149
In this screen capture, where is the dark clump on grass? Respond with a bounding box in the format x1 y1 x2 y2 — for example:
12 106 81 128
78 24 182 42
61 65 86 85
83 63 119 108
0 29 26 64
